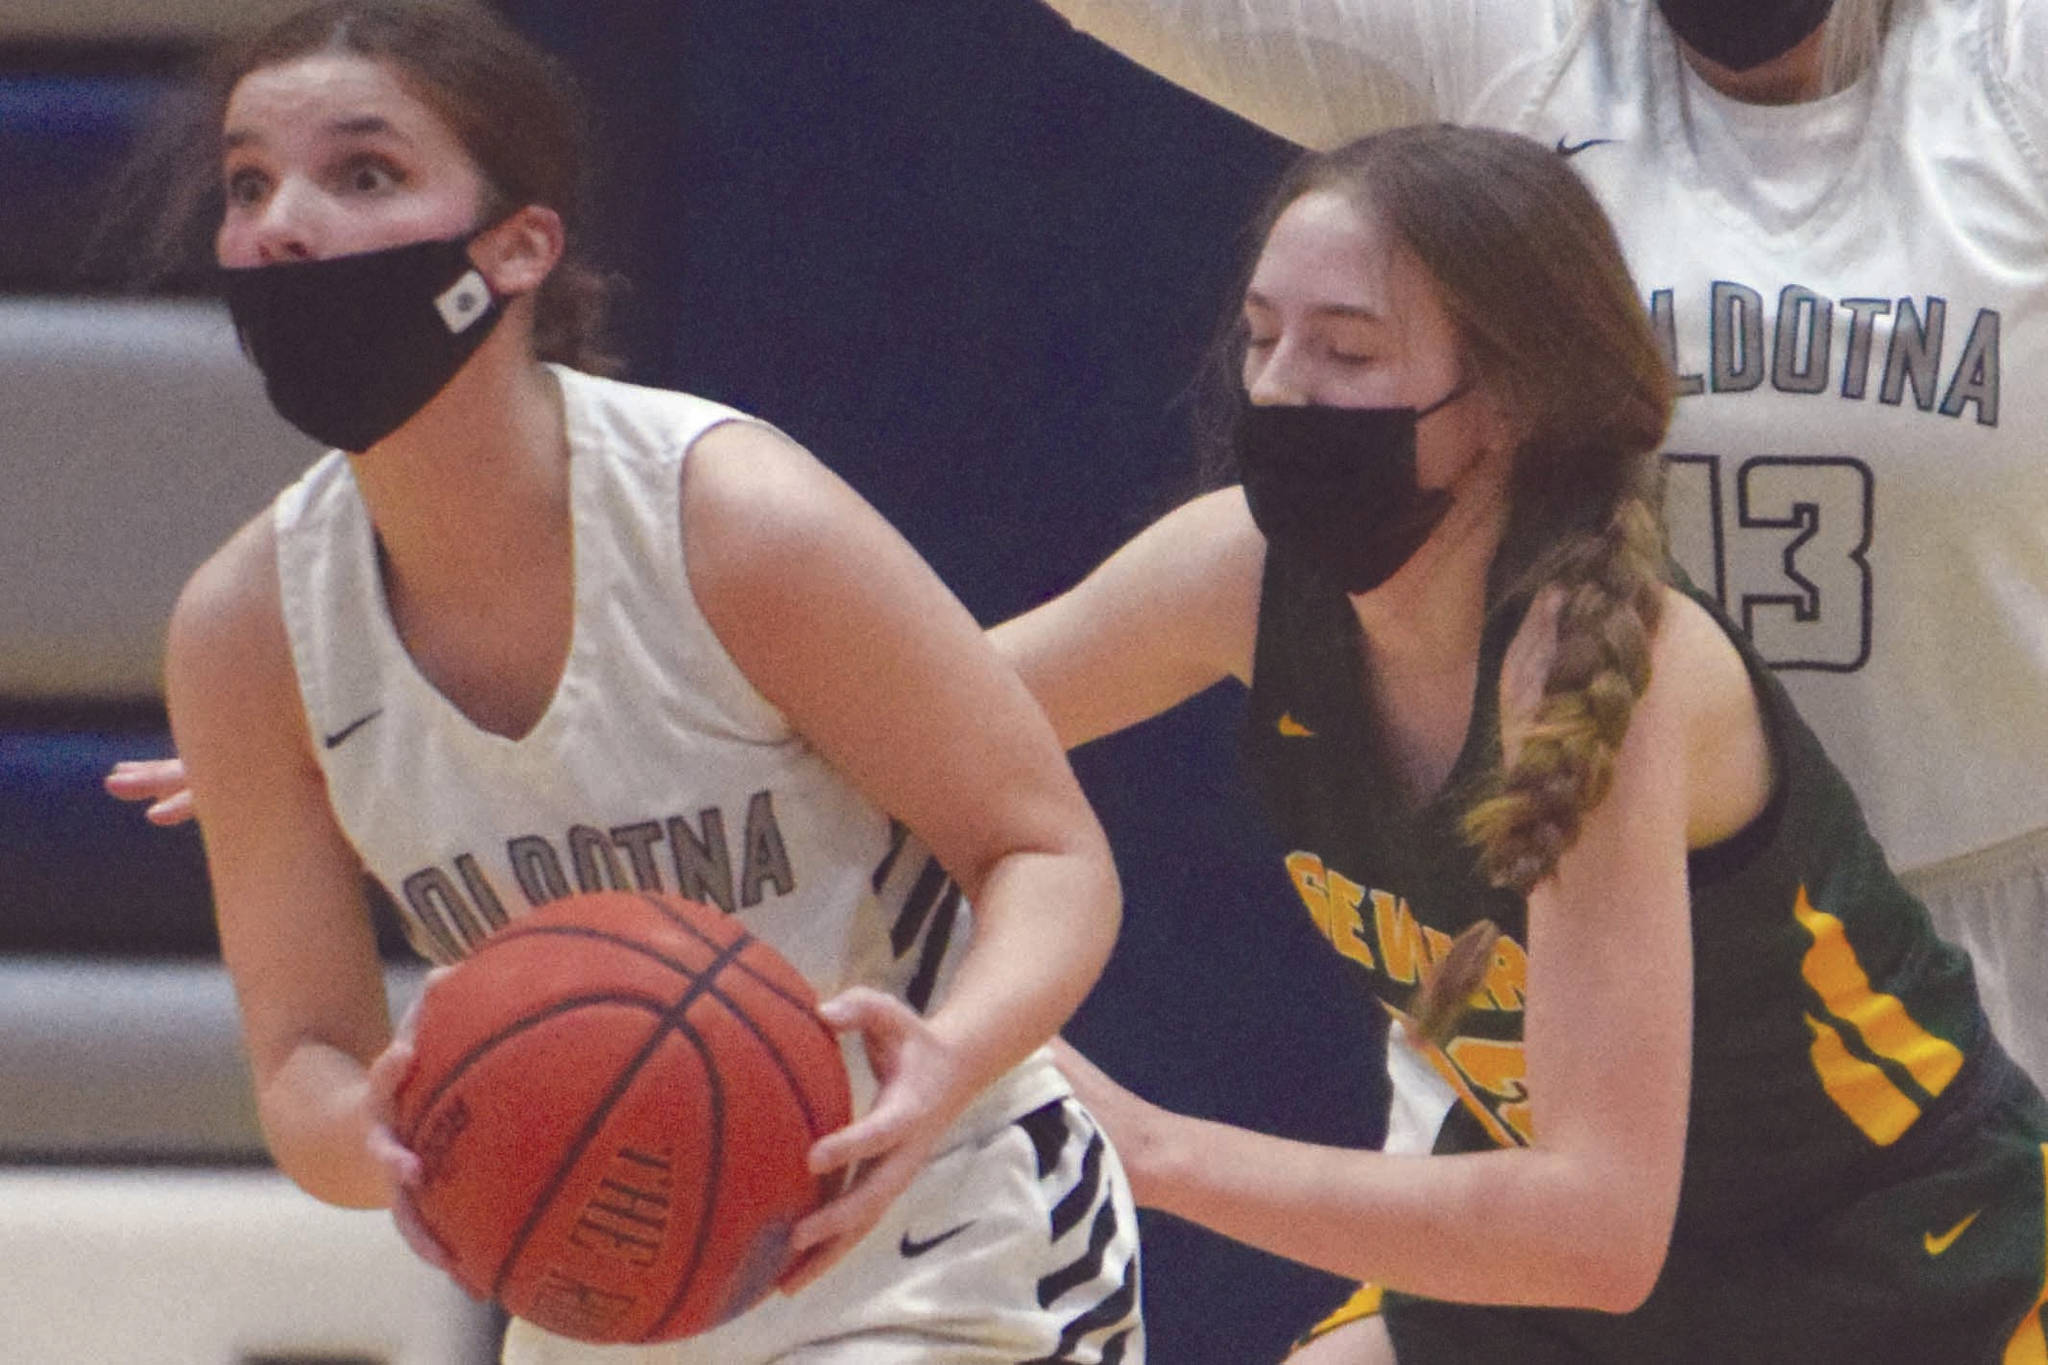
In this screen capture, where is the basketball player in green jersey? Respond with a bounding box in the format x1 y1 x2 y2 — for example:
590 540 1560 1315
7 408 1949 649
1032 0 2048 1113
993 123 2048 1361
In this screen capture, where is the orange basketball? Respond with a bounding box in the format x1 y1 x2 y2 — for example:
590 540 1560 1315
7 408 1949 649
392 890 852 1343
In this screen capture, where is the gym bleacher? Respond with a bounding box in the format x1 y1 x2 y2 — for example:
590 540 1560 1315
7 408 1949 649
0 2 492 1357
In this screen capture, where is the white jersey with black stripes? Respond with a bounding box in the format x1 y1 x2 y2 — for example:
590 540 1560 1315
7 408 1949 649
272 362 1069 1154
274 364 1138 1359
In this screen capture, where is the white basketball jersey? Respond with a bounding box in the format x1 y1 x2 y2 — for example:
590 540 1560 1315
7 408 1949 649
1048 0 2048 870
1492 0 2048 873
273 366 1066 1130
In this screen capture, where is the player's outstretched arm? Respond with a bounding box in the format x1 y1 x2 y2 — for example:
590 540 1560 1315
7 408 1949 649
991 485 1263 750
1034 0 1552 147
164 513 404 1211
1048 592 1763 1312
678 419 1125 1284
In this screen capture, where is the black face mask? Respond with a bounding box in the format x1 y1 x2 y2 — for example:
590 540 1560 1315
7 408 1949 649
1657 0 1834 72
1234 387 1467 595
221 233 505 453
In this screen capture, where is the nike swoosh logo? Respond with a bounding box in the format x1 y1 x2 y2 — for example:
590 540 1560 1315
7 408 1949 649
1555 136 1617 158
1277 713 1316 739
1924 1209 1981 1256
899 1220 975 1258
323 708 384 750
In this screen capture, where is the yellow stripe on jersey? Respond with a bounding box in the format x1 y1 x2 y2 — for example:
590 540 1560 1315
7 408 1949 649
2006 1144 2048 1365
1803 1012 1923 1146
1298 1283 1385 1348
1447 1034 1537 1146
1382 1002 1524 1149
1795 885 1964 1142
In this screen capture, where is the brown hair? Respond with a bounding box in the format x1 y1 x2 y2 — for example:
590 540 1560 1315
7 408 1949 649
120 0 617 373
1210 125 1676 1043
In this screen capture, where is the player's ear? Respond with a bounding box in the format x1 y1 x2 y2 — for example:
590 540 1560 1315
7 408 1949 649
472 204 564 298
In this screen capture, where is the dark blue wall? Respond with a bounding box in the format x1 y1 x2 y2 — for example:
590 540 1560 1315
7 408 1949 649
496 5 1389 1359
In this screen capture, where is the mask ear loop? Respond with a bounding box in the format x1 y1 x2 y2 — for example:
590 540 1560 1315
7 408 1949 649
1408 375 1496 516
1414 377 1473 421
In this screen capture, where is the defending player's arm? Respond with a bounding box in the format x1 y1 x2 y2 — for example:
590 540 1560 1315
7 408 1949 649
678 420 1124 1279
1060 591 1765 1311
990 485 1264 749
164 515 397 1210
1033 0 1559 147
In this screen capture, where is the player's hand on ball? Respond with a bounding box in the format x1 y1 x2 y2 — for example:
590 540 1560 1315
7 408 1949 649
1049 1036 1165 1206
782 986 972 1293
104 756 197 826
367 968 458 1275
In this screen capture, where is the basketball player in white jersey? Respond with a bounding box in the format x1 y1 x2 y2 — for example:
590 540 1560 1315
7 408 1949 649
137 3 1142 1360
1030 0 2048 1093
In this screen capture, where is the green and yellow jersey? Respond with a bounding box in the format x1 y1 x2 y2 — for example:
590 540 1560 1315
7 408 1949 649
1242 550 2047 1360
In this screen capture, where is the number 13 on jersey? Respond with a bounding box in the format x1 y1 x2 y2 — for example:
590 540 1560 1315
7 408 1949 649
1665 453 1874 673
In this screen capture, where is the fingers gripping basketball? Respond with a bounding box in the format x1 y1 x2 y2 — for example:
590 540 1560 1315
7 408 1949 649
391 891 853 1343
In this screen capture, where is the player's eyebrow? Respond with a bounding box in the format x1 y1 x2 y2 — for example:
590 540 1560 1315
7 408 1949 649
223 114 413 152
1243 290 1385 323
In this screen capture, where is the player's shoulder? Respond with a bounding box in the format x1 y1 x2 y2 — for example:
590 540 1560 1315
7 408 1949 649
674 417 893 632
1639 586 1765 759
1498 581 1748 731
680 417 836 548
553 365 763 470
1650 586 1745 681
1143 484 1262 563
171 510 281 649
165 509 292 710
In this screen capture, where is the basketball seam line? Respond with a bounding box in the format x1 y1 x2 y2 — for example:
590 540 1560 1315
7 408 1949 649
489 931 754 1317
474 894 820 1019
397 990 679 1144
634 891 827 1016
464 920 835 1110
617 892 847 1203
500 921 822 1020
619 894 844 1132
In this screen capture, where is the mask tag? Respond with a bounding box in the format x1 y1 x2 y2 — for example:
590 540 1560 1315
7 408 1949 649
435 268 494 335
222 234 509 453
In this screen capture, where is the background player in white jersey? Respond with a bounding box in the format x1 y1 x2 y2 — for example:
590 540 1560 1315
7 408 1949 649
1028 0 2048 1088
136 3 1142 1360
